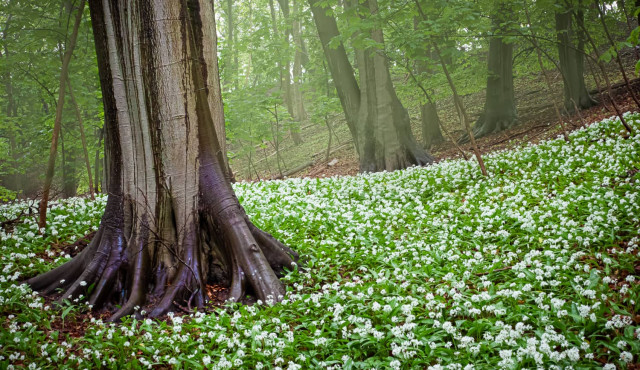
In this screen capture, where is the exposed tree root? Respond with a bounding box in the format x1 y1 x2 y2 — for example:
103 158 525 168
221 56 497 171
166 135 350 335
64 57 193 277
26 197 298 322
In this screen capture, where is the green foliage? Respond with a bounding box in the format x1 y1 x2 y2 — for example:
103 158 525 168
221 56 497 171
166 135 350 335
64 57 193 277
0 1 103 197
0 185 16 202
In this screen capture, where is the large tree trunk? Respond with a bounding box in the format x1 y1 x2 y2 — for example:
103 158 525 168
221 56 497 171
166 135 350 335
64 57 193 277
555 9 596 112
309 0 432 172
28 0 297 321
473 3 517 138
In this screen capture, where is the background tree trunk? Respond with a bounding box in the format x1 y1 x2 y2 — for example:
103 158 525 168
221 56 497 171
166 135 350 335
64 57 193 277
420 101 443 149
28 0 296 321
291 0 307 123
60 128 78 198
67 77 95 199
271 0 303 146
413 18 443 149
555 10 596 112
94 128 103 193
473 2 517 137
223 0 238 91
308 0 360 142
310 0 432 172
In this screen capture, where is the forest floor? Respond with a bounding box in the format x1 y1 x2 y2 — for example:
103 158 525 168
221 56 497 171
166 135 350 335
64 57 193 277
229 50 640 181
1 112 639 368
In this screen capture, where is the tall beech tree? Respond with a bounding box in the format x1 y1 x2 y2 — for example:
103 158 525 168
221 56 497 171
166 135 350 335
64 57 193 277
28 0 297 320
309 0 432 172
473 1 517 138
555 5 596 112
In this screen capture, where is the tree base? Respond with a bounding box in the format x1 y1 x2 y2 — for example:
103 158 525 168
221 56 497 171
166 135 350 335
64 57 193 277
458 114 518 143
27 202 298 322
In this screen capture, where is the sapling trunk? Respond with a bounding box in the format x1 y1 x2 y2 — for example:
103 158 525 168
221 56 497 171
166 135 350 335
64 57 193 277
570 4 633 133
594 0 640 109
432 41 487 176
523 0 569 141
67 78 95 199
38 0 86 228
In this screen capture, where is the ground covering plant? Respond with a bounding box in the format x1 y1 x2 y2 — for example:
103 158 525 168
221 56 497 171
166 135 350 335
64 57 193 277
1 113 640 369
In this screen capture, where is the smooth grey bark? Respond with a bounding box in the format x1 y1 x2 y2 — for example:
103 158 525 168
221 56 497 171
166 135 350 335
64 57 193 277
473 3 517 137
28 0 297 321
310 0 432 172
555 9 596 112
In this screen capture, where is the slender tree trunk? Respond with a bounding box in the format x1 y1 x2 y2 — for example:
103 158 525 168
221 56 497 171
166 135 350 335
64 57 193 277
39 0 85 228
618 0 634 33
524 0 569 141
291 0 307 123
223 0 237 90
94 128 103 193
60 126 78 198
270 0 303 146
474 2 517 137
571 4 633 132
67 78 95 199
28 0 297 321
594 0 640 109
432 42 487 176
